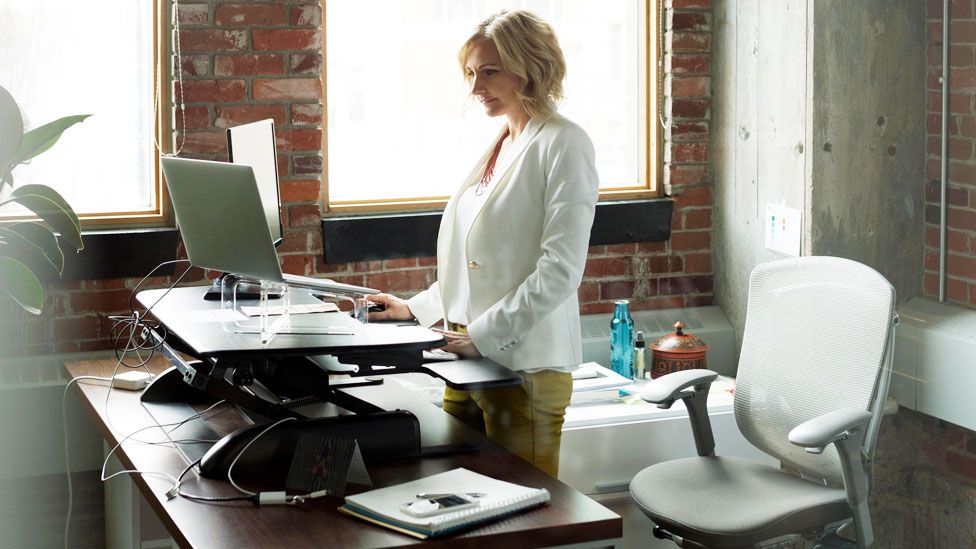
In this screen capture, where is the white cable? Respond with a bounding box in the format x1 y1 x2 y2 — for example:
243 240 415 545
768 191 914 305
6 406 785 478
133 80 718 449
226 417 297 498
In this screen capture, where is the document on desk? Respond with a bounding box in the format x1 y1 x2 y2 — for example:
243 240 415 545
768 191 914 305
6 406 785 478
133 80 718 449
339 468 550 539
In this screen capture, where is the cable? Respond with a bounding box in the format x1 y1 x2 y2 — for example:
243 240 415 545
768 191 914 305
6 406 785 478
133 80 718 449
226 417 297 498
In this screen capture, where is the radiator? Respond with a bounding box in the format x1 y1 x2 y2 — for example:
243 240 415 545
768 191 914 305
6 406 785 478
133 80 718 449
580 306 736 376
893 297 976 431
0 352 110 478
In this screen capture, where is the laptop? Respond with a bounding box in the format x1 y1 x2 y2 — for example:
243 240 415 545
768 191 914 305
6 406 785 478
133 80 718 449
160 156 378 296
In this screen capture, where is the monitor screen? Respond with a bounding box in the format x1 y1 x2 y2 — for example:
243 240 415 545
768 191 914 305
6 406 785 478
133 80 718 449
226 119 283 246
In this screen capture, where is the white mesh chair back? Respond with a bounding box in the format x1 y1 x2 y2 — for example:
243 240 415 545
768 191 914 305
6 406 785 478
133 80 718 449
733 256 895 485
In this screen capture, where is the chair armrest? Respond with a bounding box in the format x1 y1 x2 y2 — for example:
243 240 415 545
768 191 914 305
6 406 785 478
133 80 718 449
788 407 872 454
639 369 718 408
640 369 719 457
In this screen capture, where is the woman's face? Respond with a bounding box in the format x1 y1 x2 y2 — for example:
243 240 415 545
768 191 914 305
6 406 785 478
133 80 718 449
465 39 526 121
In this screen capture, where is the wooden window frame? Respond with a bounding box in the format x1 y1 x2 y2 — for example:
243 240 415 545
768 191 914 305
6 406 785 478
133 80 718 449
321 0 663 215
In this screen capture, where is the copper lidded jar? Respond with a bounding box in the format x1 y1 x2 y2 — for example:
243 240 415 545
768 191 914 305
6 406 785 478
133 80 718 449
649 321 710 378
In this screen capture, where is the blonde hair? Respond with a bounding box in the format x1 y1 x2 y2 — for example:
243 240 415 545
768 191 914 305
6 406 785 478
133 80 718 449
458 9 566 119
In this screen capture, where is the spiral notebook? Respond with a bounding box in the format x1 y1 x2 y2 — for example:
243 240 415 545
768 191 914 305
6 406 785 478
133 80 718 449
338 468 551 539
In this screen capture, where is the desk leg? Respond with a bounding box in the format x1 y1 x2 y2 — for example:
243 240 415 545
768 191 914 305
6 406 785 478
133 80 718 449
102 442 176 549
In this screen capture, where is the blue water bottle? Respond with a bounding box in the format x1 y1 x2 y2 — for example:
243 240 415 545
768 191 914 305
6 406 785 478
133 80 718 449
610 299 634 378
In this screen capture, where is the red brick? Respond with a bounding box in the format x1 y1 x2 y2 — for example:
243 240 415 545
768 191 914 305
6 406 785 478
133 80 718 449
670 12 709 32
670 230 711 251
215 105 287 128
291 4 322 26
577 282 599 303
383 258 418 269
601 280 636 300
178 131 228 155
83 278 127 291
671 99 709 119
179 79 246 103
294 155 323 175
70 289 132 315
278 231 309 254
668 165 708 186
670 32 710 52
292 104 323 126
353 261 384 273
660 275 713 295
924 180 970 206
54 316 101 341
417 257 437 267
685 295 714 307
683 208 712 230
951 21 976 43
215 4 287 26
364 270 434 292
630 296 685 311
950 136 974 160
178 29 247 52
671 143 708 163
254 78 322 100
281 254 314 276
673 185 712 208
214 54 285 76
637 241 668 253
253 29 321 51
176 55 209 77
277 129 322 152
669 54 710 75
580 302 615 315
947 254 976 280
683 252 712 273
179 105 210 129
671 76 710 97
584 257 628 277
280 179 321 202
290 53 322 75
672 0 711 8
286 204 321 228
177 3 209 25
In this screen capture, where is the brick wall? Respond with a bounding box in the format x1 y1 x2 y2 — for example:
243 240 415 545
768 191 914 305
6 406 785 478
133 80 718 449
924 0 976 304
869 1 976 544
0 0 713 356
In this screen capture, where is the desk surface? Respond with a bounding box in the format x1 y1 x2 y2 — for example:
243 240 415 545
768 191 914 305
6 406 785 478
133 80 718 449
137 286 443 358
67 358 621 548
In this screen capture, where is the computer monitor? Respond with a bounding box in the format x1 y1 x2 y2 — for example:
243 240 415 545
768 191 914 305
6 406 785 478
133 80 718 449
227 119 282 246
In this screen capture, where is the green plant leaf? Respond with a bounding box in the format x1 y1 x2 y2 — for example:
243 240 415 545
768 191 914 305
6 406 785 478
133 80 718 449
7 222 64 274
0 256 43 315
0 85 24 175
0 228 60 281
13 114 90 165
1 185 83 251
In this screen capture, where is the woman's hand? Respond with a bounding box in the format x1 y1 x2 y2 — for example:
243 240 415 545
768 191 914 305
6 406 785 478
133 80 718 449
367 293 415 322
432 328 482 358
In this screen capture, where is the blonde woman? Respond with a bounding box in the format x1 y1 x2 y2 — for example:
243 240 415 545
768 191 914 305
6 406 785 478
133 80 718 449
370 9 598 477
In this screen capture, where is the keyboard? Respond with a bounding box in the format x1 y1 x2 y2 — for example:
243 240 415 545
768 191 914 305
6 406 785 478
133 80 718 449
239 302 340 317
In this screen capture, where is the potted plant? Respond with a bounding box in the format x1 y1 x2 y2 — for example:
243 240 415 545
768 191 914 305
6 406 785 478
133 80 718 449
0 84 87 314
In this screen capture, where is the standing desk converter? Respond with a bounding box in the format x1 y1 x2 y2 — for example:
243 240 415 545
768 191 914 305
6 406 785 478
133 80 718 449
134 286 529 474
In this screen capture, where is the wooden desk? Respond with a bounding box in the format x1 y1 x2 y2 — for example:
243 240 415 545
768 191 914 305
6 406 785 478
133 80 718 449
67 358 622 548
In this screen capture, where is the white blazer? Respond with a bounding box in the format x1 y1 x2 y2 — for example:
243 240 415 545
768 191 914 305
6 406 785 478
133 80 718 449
407 114 599 371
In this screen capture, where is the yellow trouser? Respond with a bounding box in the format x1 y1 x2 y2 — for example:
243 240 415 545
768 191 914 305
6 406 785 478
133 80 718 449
443 369 573 478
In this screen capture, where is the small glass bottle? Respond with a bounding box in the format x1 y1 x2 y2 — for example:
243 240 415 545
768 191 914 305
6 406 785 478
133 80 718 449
610 300 634 378
633 331 646 380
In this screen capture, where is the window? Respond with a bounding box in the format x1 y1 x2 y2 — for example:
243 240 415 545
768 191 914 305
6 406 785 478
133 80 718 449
325 0 659 212
0 0 165 226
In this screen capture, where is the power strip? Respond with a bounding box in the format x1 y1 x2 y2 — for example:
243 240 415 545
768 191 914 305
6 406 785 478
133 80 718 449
113 371 153 391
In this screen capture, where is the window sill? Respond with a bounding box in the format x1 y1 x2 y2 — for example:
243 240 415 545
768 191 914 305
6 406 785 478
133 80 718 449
321 198 673 264
59 227 180 280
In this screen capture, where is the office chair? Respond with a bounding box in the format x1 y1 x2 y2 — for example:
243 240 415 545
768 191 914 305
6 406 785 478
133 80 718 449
629 256 897 548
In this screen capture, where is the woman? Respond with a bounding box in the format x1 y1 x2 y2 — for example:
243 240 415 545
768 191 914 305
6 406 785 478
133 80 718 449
370 9 598 478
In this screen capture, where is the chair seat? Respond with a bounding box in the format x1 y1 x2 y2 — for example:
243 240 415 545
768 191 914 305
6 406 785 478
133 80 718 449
630 456 850 548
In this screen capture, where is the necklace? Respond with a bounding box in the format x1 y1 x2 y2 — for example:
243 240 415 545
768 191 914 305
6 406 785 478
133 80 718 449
475 130 509 196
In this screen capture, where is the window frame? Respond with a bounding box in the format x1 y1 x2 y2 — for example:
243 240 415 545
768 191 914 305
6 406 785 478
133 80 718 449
321 0 663 215
0 0 170 229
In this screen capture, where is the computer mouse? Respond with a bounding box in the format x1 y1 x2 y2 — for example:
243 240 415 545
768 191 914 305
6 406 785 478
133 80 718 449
367 301 386 313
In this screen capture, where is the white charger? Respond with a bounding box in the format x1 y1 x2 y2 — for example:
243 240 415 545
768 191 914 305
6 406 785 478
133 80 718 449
113 371 153 391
